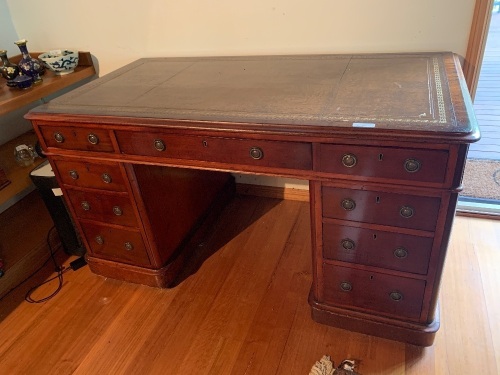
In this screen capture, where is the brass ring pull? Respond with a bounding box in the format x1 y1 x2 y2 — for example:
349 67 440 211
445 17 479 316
341 198 356 211
69 170 79 180
153 139 166 151
404 158 421 173
341 153 357 168
54 132 65 143
340 281 352 292
124 242 134 251
81 201 90 211
400 206 414 218
341 239 355 250
113 206 123 216
101 173 112 184
87 133 99 145
389 291 403 301
249 147 264 160
394 247 408 259
95 236 104 245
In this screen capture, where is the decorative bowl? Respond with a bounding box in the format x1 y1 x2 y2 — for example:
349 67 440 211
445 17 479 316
38 49 79 75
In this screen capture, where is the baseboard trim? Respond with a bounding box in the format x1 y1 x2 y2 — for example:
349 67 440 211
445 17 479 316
236 183 310 202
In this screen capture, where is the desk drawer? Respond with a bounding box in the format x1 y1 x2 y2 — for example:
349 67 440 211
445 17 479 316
322 222 433 274
316 144 449 184
52 159 127 192
322 264 426 321
66 190 138 227
80 222 150 266
322 186 441 231
115 131 312 170
39 125 115 152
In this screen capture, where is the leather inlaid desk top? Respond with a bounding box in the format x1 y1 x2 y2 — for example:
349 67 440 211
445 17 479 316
28 53 479 141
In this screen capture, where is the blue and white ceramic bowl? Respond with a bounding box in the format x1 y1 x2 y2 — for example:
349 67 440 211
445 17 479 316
38 49 79 75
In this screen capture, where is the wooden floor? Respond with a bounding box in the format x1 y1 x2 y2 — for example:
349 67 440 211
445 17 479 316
469 11 500 160
0 195 499 374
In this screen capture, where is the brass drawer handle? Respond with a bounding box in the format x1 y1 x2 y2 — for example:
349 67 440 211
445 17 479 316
340 281 352 292
153 139 166 151
69 170 79 180
341 239 355 250
124 242 134 251
389 291 403 301
54 132 65 143
87 133 99 145
249 147 264 160
113 206 123 216
101 173 112 184
81 201 91 211
394 247 408 259
404 158 421 173
341 198 356 211
400 206 414 218
95 235 104 245
341 153 357 168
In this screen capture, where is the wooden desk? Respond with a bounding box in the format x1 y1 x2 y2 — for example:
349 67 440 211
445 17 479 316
26 53 479 346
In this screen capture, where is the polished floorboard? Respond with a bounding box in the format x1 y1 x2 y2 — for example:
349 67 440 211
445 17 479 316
0 196 499 374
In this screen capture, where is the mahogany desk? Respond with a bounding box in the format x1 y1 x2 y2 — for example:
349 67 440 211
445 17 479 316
26 53 479 346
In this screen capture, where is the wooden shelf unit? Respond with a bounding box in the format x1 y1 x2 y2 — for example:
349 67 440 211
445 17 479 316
0 51 96 116
0 51 95 289
0 51 96 213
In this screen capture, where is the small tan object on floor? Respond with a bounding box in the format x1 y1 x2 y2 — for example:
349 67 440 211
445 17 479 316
309 356 360 375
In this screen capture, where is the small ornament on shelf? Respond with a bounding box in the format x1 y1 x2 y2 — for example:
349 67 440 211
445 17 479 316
14 39 45 85
0 49 20 86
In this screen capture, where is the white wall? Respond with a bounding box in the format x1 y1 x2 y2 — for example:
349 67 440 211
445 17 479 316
2 0 476 188
6 0 475 77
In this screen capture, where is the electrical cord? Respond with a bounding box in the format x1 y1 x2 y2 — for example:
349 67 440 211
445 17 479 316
24 225 66 303
0 225 87 303
24 267 72 303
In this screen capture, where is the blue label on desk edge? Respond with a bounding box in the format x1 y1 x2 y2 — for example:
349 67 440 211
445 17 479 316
352 122 376 128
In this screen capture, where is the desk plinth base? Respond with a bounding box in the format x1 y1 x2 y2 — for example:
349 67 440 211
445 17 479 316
309 293 440 347
86 255 184 287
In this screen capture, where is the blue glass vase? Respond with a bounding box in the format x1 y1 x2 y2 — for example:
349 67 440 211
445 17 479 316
14 39 44 85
